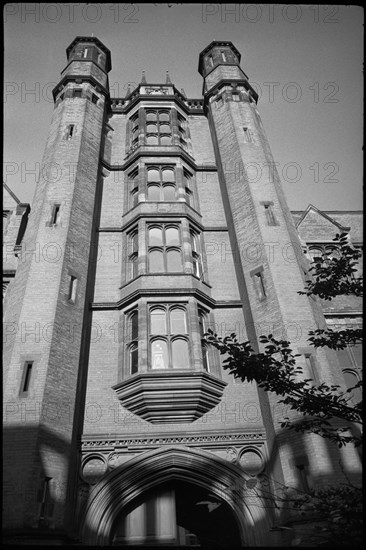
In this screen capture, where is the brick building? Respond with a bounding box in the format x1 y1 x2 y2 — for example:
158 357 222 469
3 37 362 546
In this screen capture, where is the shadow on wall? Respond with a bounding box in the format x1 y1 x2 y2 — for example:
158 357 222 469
2 424 78 545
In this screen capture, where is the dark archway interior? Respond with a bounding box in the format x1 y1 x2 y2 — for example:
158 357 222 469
111 479 242 547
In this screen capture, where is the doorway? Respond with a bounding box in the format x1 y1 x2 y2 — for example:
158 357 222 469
112 480 242 547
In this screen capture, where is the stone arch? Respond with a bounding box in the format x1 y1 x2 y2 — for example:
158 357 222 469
81 445 271 545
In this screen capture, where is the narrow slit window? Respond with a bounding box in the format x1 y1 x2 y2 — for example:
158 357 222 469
51 204 61 226
65 124 75 140
243 127 254 143
263 203 277 226
83 48 88 58
304 354 317 382
39 477 52 526
68 275 77 303
221 50 227 62
22 361 33 393
253 271 266 300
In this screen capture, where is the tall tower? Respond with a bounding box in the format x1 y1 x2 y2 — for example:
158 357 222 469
3 37 111 543
198 38 361 514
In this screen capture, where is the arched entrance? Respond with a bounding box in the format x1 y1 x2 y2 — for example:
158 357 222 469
81 446 270 546
112 480 241 547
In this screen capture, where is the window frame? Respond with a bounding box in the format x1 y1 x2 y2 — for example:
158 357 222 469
146 166 177 202
20 361 34 396
148 304 190 370
50 204 61 226
307 243 343 265
147 223 183 274
68 275 78 303
127 227 139 281
250 267 266 301
177 112 188 150
190 229 204 280
128 168 139 209
183 168 195 208
64 124 75 140
126 309 139 375
198 309 210 372
260 201 278 226
145 109 173 146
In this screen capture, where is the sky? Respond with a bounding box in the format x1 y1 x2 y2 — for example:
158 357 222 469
3 3 364 211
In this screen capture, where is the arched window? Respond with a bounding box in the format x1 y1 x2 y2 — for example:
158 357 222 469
147 167 176 201
148 224 182 273
149 306 190 369
308 245 342 266
171 339 189 369
151 339 169 369
127 310 139 374
145 110 172 145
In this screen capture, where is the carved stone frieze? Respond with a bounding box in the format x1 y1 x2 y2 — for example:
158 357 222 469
81 430 265 452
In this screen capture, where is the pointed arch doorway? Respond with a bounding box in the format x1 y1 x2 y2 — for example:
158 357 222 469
111 479 241 547
81 446 270 546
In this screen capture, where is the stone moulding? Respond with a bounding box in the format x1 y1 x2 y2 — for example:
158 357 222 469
80 431 266 452
112 371 227 423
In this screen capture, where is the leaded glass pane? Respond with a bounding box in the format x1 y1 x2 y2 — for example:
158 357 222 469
147 169 160 182
163 185 176 201
151 340 169 369
160 136 172 145
146 112 157 122
172 339 189 368
149 250 164 272
147 185 161 201
170 309 187 334
149 227 163 246
165 227 180 246
167 249 182 272
162 169 175 182
130 345 138 374
146 135 159 145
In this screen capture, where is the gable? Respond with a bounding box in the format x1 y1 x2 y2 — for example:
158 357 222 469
296 205 349 243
